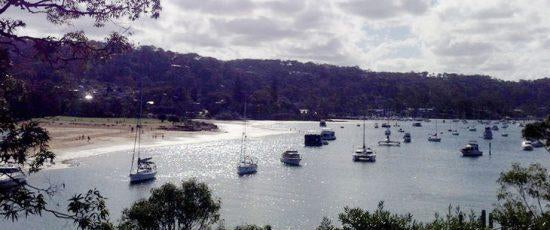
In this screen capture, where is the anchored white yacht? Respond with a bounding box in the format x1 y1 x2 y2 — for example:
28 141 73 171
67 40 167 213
353 119 376 162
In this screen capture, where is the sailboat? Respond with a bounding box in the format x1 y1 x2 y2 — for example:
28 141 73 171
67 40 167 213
353 118 376 162
428 120 441 142
129 80 157 183
237 103 258 175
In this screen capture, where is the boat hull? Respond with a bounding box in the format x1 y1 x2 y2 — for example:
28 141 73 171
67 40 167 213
0 174 26 189
280 158 301 166
129 171 156 183
237 165 257 175
353 154 376 162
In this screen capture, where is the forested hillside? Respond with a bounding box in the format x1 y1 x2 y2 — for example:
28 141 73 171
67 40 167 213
7 45 550 120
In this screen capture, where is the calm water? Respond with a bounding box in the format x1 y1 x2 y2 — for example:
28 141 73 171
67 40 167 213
4 120 549 229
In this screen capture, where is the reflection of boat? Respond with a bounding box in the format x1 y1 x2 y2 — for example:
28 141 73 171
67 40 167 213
521 141 533 151
483 127 493 140
403 133 411 143
353 119 376 162
0 164 26 189
461 141 483 157
280 150 301 166
320 128 336 140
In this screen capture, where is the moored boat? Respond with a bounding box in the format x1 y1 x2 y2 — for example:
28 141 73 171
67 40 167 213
461 141 483 157
280 150 301 166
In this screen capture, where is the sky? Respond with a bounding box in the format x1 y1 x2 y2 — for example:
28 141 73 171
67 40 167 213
8 0 550 80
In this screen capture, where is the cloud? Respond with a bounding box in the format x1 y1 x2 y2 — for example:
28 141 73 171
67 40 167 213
6 0 550 80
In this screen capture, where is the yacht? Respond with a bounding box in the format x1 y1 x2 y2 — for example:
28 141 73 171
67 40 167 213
374 123 379 128
428 134 441 142
412 122 422 127
129 157 157 183
531 140 544 148
237 156 258 175
129 81 157 184
452 130 459 136
353 147 376 162
521 140 533 151
483 127 493 140
0 164 26 188
381 123 390 128
280 150 301 166
468 126 477 132
320 128 336 140
501 123 508 129
237 104 258 175
378 129 401 146
353 120 376 162
501 133 508 137
319 120 327 127
491 125 499 131
461 141 483 157
398 128 404 133
403 132 411 143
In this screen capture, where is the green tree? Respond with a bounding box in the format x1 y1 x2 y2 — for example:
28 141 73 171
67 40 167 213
523 116 550 152
118 179 221 230
0 0 161 229
492 163 550 229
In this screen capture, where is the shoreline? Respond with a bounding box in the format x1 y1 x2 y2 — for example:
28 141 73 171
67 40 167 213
41 119 296 169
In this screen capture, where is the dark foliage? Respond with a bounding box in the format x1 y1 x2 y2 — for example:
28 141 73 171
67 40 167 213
523 116 550 152
5 45 550 120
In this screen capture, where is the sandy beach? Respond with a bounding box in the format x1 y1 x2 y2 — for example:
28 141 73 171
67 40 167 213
39 117 294 167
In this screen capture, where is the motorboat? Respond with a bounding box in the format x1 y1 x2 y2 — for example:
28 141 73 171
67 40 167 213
320 128 336 140
374 123 379 128
412 122 422 127
501 123 508 129
501 133 508 137
521 140 533 151
531 140 544 148
452 130 459 136
381 123 390 128
129 157 157 183
280 150 301 166
353 147 376 162
398 128 404 133
468 127 477 132
237 156 258 175
403 132 411 143
483 127 493 140
461 141 483 157
0 164 26 189
491 125 499 131
320 120 327 127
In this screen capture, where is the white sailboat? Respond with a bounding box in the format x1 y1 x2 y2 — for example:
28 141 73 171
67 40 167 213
129 81 157 183
353 118 376 162
428 120 441 142
237 103 257 175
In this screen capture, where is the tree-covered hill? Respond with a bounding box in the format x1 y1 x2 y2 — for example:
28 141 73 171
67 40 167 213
8 45 550 120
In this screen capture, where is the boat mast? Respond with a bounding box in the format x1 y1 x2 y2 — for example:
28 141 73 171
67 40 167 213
130 74 144 174
240 101 247 157
362 117 366 149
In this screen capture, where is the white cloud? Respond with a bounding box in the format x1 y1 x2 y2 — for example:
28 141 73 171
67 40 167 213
6 0 550 80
